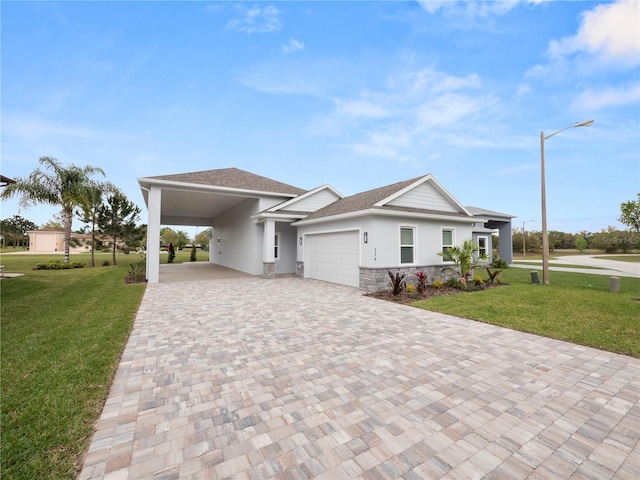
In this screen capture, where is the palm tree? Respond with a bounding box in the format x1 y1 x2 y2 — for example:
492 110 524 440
438 238 487 286
1 156 105 264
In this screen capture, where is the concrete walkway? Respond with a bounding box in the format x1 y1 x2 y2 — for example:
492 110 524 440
79 277 639 480
512 254 640 278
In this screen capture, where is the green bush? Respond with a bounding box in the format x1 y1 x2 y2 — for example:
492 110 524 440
490 257 509 269
34 260 86 270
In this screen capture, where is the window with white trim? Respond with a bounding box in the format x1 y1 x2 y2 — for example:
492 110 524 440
274 233 280 260
442 229 454 261
477 236 488 260
400 227 415 264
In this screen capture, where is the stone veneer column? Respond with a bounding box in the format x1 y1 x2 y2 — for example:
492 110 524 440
263 262 276 279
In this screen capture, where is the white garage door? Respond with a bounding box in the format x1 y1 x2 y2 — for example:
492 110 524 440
305 231 360 287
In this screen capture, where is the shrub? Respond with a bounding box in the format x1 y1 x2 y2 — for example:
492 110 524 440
406 284 416 293
190 244 197 262
388 271 406 296
414 271 428 293
168 243 176 263
474 275 484 286
490 257 509 269
446 277 462 289
485 267 503 284
34 260 86 270
102 260 111 267
432 278 443 289
125 259 146 283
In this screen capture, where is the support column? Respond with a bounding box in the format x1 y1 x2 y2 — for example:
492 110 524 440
146 186 161 283
499 223 513 264
262 218 276 279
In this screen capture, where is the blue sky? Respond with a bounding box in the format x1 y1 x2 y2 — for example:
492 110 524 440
2 0 639 237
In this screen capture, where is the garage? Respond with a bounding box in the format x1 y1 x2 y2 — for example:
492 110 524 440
304 230 360 287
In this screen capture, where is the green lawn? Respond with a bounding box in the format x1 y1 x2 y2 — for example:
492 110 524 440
410 268 640 358
2 252 638 479
0 253 146 479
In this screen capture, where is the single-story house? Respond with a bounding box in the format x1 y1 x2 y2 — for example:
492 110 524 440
27 230 120 254
138 168 513 291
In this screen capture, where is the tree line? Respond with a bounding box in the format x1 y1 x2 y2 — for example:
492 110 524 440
511 227 639 255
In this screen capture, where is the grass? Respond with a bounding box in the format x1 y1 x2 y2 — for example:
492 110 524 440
594 255 640 263
0 252 146 479
410 268 640 358
512 262 603 269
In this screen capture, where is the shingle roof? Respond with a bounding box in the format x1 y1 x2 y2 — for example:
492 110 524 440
145 168 306 196
298 175 475 222
297 177 420 221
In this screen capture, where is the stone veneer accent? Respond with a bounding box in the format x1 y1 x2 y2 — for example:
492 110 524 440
296 262 304 278
263 262 277 279
359 265 456 293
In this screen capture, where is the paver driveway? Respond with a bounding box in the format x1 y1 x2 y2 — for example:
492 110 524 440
80 277 639 479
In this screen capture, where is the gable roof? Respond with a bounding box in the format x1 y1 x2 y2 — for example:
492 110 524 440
296 174 474 224
140 167 306 196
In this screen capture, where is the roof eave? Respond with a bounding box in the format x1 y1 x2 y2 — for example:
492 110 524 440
295 208 480 226
137 177 300 199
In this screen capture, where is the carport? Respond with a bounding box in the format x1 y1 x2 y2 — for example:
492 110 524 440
138 169 305 283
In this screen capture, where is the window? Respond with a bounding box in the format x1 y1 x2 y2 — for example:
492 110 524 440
477 236 488 260
400 227 414 264
274 233 280 260
442 229 454 261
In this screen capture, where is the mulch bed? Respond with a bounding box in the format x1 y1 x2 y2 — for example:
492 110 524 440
366 282 504 304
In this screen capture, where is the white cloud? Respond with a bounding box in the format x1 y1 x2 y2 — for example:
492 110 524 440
282 38 304 55
227 5 281 34
4 116 104 139
333 98 388 119
417 0 539 18
572 82 640 111
548 1 639 67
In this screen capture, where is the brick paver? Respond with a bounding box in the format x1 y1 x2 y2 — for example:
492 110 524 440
79 277 639 479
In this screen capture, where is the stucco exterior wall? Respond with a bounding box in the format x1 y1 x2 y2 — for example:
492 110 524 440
210 198 263 275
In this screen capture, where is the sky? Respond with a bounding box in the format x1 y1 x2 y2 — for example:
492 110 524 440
1 0 639 238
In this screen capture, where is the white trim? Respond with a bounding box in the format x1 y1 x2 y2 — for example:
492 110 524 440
138 178 299 199
399 225 416 265
252 213 307 222
441 227 456 263
294 208 478 226
476 235 489 261
267 184 343 212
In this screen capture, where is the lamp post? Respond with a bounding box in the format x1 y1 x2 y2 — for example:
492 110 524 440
522 219 534 258
540 119 594 284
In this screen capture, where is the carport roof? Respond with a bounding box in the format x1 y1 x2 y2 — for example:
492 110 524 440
139 167 306 196
138 168 308 227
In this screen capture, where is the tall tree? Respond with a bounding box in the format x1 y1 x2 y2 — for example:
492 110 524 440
619 193 640 233
0 156 105 263
97 191 141 266
0 215 37 248
77 180 116 266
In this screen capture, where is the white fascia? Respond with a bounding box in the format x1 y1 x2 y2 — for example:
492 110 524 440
252 212 308 223
137 178 300 199
294 208 485 226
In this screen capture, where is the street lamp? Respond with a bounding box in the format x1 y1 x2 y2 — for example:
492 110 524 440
540 119 594 284
522 219 534 258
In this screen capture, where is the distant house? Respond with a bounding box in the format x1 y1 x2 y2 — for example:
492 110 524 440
139 168 513 290
27 230 119 254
